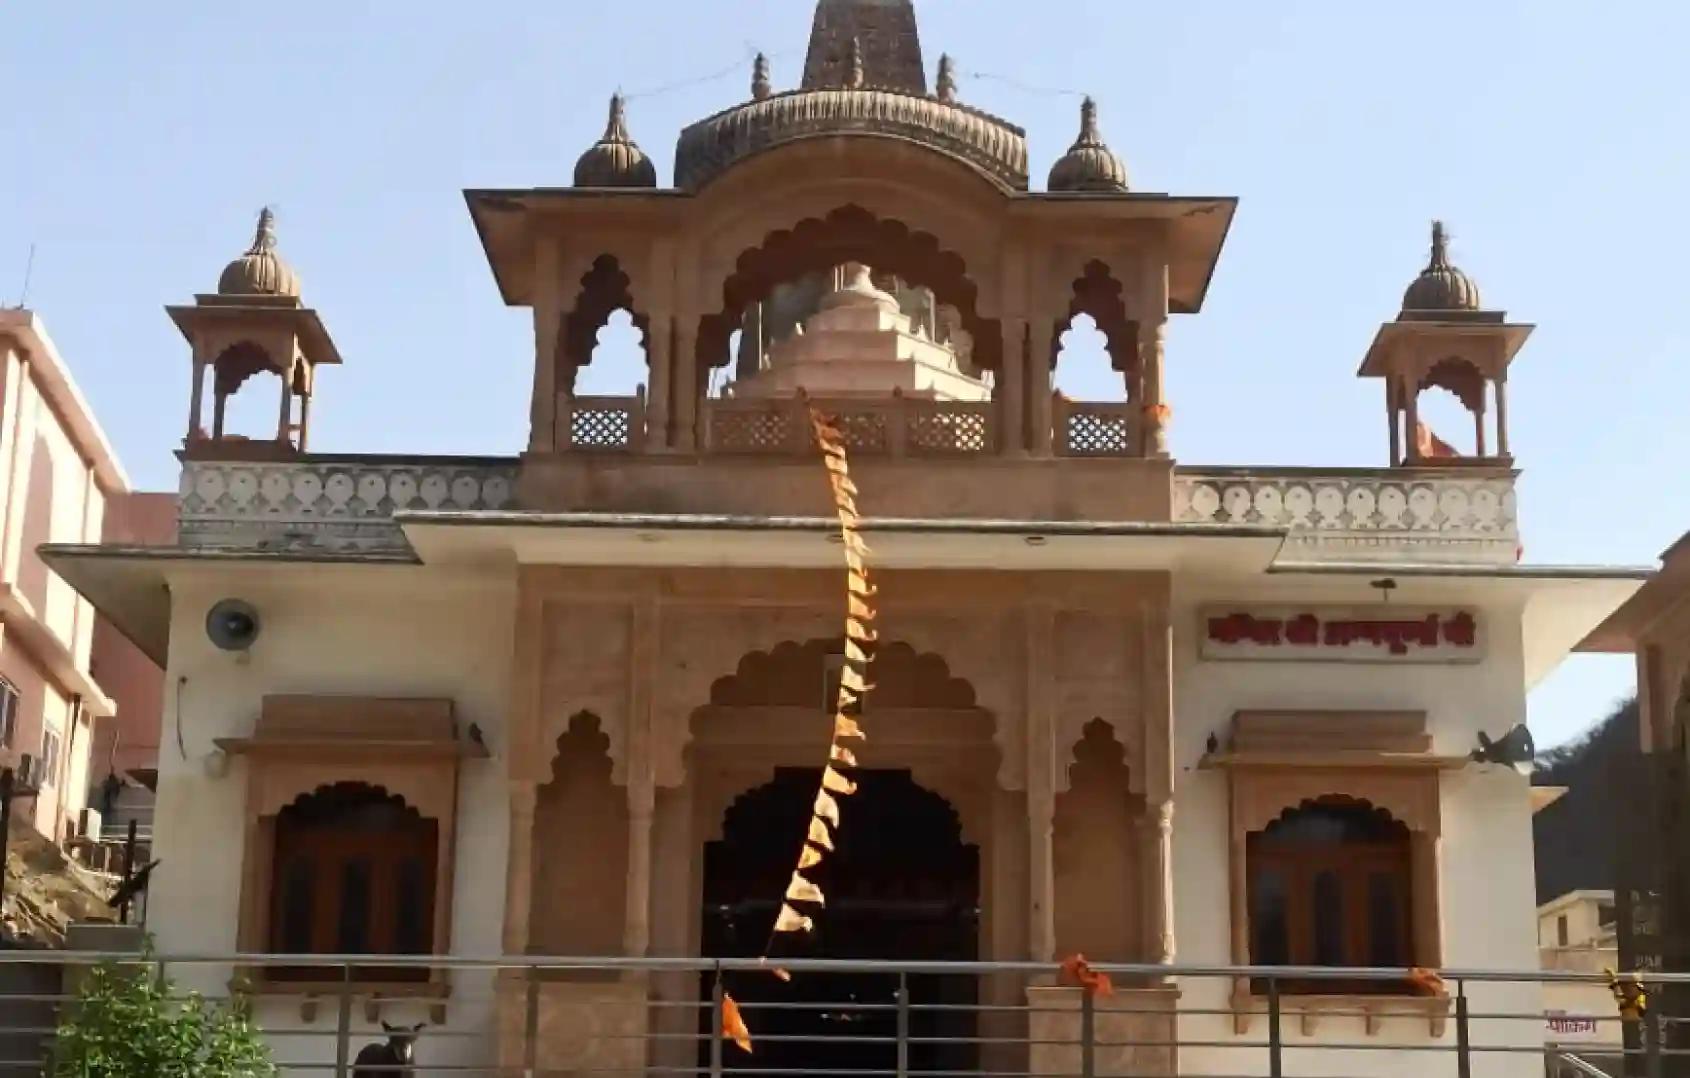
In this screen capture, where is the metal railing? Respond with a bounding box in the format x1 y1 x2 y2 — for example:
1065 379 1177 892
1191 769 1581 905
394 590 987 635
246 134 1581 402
0 952 1679 1077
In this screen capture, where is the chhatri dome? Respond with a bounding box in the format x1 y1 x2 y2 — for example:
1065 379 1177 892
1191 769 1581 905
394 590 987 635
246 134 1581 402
1401 220 1482 313
574 94 658 189
1048 97 1129 194
217 208 300 298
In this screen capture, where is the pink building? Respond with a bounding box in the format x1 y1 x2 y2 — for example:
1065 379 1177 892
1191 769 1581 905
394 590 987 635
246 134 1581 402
0 309 169 847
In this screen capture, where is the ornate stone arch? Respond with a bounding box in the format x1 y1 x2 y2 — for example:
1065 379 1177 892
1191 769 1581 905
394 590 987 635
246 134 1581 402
559 254 650 393
1049 261 1140 382
1418 355 1486 414
693 204 1002 375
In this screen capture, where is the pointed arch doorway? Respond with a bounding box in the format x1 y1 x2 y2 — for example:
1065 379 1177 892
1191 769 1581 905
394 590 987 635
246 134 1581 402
703 767 980 1074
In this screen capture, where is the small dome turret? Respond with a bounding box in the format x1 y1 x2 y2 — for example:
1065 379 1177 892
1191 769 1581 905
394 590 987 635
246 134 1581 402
218 208 300 298
574 94 658 189
1402 221 1482 312
1048 97 1129 194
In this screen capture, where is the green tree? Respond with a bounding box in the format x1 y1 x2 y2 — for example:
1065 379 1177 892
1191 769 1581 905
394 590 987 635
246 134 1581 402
51 952 275 1078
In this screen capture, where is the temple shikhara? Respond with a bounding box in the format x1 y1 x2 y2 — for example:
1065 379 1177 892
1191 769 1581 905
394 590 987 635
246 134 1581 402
45 1 1647 1075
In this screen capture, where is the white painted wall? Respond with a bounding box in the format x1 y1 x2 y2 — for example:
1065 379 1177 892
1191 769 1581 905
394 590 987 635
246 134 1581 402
151 563 515 1074
1170 582 1544 1078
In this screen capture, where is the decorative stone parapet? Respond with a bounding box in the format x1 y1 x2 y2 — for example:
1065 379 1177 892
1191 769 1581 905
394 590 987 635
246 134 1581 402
1174 466 1519 565
178 455 519 555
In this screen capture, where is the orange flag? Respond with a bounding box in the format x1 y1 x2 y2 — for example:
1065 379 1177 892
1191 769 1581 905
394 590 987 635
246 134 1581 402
1414 422 1460 460
1060 954 1114 997
830 743 858 768
807 817 835 851
722 993 753 1054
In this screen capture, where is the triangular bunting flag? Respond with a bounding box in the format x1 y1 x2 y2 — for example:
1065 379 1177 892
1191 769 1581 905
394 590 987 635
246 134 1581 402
814 789 841 827
822 766 858 796
774 904 814 934
834 714 866 741
844 639 872 666
786 873 826 906
799 844 825 869
807 817 835 851
830 743 858 768
722 993 754 1054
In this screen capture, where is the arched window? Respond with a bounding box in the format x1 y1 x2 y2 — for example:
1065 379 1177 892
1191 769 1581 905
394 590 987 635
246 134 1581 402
1247 797 1412 993
269 783 437 982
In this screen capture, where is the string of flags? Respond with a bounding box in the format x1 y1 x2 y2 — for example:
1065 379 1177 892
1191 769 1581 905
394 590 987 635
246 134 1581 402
719 401 877 1054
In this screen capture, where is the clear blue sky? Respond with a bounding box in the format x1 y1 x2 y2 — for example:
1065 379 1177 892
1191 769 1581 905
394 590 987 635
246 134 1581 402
3 1 1686 746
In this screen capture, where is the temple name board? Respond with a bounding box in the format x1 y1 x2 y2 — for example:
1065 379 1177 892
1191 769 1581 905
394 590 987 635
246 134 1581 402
1201 606 1484 664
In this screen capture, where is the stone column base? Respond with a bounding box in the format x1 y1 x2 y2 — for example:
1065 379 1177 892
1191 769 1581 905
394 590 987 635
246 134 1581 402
1027 983 1180 1078
496 974 649 1075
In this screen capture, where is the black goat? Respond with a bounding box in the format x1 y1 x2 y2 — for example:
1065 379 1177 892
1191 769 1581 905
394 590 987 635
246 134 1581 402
352 1022 424 1076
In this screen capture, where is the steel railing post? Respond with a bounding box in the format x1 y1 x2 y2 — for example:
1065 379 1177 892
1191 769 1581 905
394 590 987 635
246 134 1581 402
896 972 910 1078
1646 1007 1663 1078
1267 977 1283 1078
334 964 353 1078
1080 983 1096 1078
1456 980 1472 1078
524 968 540 1078
709 967 724 1078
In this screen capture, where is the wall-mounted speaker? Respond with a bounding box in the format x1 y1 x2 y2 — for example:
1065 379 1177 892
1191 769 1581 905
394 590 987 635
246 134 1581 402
206 599 261 652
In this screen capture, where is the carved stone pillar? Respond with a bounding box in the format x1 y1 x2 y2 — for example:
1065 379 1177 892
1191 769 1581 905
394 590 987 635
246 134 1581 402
1141 598 1175 966
998 319 1026 456
1412 833 1444 967
530 242 563 453
1026 605 1057 961
502 781 538 956
1404 376 1421 462
187 355 206 441
673 321 699 452
646 315 672 451
1495 377 1510 458
623 597 658 956
624 785 654 956
1387 379 1401 466
1028 320 1055 456
276 366 294 442
1139 318 1168 458
1141 801 1175 965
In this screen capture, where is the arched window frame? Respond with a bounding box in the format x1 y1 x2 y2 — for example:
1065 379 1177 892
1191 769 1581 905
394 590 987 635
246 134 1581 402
1216 710 1451 1035
224 695 474 1008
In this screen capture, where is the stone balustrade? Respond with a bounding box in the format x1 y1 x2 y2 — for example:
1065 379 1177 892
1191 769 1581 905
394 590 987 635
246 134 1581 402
178 456 519 555
704 395 996 457
1174 467 1520 564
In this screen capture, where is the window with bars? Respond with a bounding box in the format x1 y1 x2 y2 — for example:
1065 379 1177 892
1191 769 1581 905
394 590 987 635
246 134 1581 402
39 727 61 788
1246 797 1414 994
0 680 17 749
267 783 438 983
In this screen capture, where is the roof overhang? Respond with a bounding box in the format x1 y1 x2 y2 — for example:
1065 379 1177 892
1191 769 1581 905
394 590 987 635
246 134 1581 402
465 188 1235 315
1259 561 1648 688
0 310 130 493
1577 529 1690 652
165 298 345 368
398 511 1289 573
37 545 417 667
1359 318 1535 378
1010 195 1237 314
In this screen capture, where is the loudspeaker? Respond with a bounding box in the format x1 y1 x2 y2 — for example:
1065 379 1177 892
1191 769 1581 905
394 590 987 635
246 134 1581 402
206 599 261 652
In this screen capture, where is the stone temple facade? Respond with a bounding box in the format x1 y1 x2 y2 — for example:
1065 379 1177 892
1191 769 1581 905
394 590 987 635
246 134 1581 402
47 2 1646 1075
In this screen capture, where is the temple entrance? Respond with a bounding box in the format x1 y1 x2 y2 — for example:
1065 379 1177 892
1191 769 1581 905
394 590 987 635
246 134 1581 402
702 768 980 1074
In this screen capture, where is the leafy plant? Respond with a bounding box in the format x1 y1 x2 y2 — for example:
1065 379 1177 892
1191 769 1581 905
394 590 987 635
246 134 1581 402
51 950 275 1077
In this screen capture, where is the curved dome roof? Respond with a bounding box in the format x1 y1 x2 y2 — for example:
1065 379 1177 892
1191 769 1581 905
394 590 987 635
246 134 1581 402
1402 221 1482 312
675 87 1028 193
1048 98 1129 194
575 95 658 189
218 208 300 298
675 1 1026 191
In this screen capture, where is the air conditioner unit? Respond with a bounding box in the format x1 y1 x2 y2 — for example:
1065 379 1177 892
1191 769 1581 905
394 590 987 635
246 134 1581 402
77 807 103 841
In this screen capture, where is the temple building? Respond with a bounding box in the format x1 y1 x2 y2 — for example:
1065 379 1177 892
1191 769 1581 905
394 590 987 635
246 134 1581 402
46 1 1647 1074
